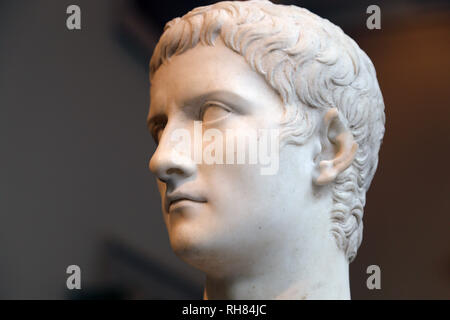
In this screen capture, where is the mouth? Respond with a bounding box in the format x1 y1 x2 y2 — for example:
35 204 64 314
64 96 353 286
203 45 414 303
165 192 207 212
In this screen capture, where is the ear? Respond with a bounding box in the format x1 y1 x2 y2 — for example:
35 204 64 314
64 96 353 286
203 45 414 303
314 108 358 186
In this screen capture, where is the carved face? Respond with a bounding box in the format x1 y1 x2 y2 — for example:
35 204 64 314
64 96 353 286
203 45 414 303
148 39 323 277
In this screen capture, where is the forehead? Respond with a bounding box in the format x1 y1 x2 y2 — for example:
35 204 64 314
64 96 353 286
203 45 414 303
149 40 278 113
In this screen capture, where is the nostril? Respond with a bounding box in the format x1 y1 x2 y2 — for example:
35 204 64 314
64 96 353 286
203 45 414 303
166 167 185 176
158 176 168 184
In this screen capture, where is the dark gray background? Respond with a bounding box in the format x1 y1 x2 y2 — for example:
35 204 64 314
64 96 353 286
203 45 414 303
1 0 449 299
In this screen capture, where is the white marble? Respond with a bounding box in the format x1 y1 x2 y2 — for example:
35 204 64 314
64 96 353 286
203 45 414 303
147 0 385 300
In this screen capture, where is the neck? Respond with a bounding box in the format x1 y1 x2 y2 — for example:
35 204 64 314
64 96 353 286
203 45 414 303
203 235 350 300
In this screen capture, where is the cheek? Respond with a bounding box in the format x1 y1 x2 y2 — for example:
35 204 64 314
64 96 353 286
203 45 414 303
200 168 296 253
199 144 314 226
201 163 282 223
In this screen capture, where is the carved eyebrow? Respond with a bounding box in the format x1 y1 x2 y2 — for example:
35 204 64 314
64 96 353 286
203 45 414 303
184 90 252 114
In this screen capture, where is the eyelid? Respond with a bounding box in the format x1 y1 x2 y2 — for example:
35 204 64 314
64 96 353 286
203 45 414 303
204 100 230 110
199 100 231 120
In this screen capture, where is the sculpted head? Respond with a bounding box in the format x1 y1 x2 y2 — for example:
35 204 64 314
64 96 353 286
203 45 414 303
147 0 385 290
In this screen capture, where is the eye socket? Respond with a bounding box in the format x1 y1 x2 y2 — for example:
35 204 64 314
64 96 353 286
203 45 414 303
148 114 167 145
200 102 231 124
151 123 165 144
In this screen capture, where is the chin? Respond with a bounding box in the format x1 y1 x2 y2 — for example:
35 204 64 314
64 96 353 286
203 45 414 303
169 229 240 276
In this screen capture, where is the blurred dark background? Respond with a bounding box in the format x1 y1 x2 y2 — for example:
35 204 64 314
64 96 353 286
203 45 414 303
1 0 449 299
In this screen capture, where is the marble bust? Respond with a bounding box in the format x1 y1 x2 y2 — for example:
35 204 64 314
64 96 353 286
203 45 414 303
147 0 385 299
